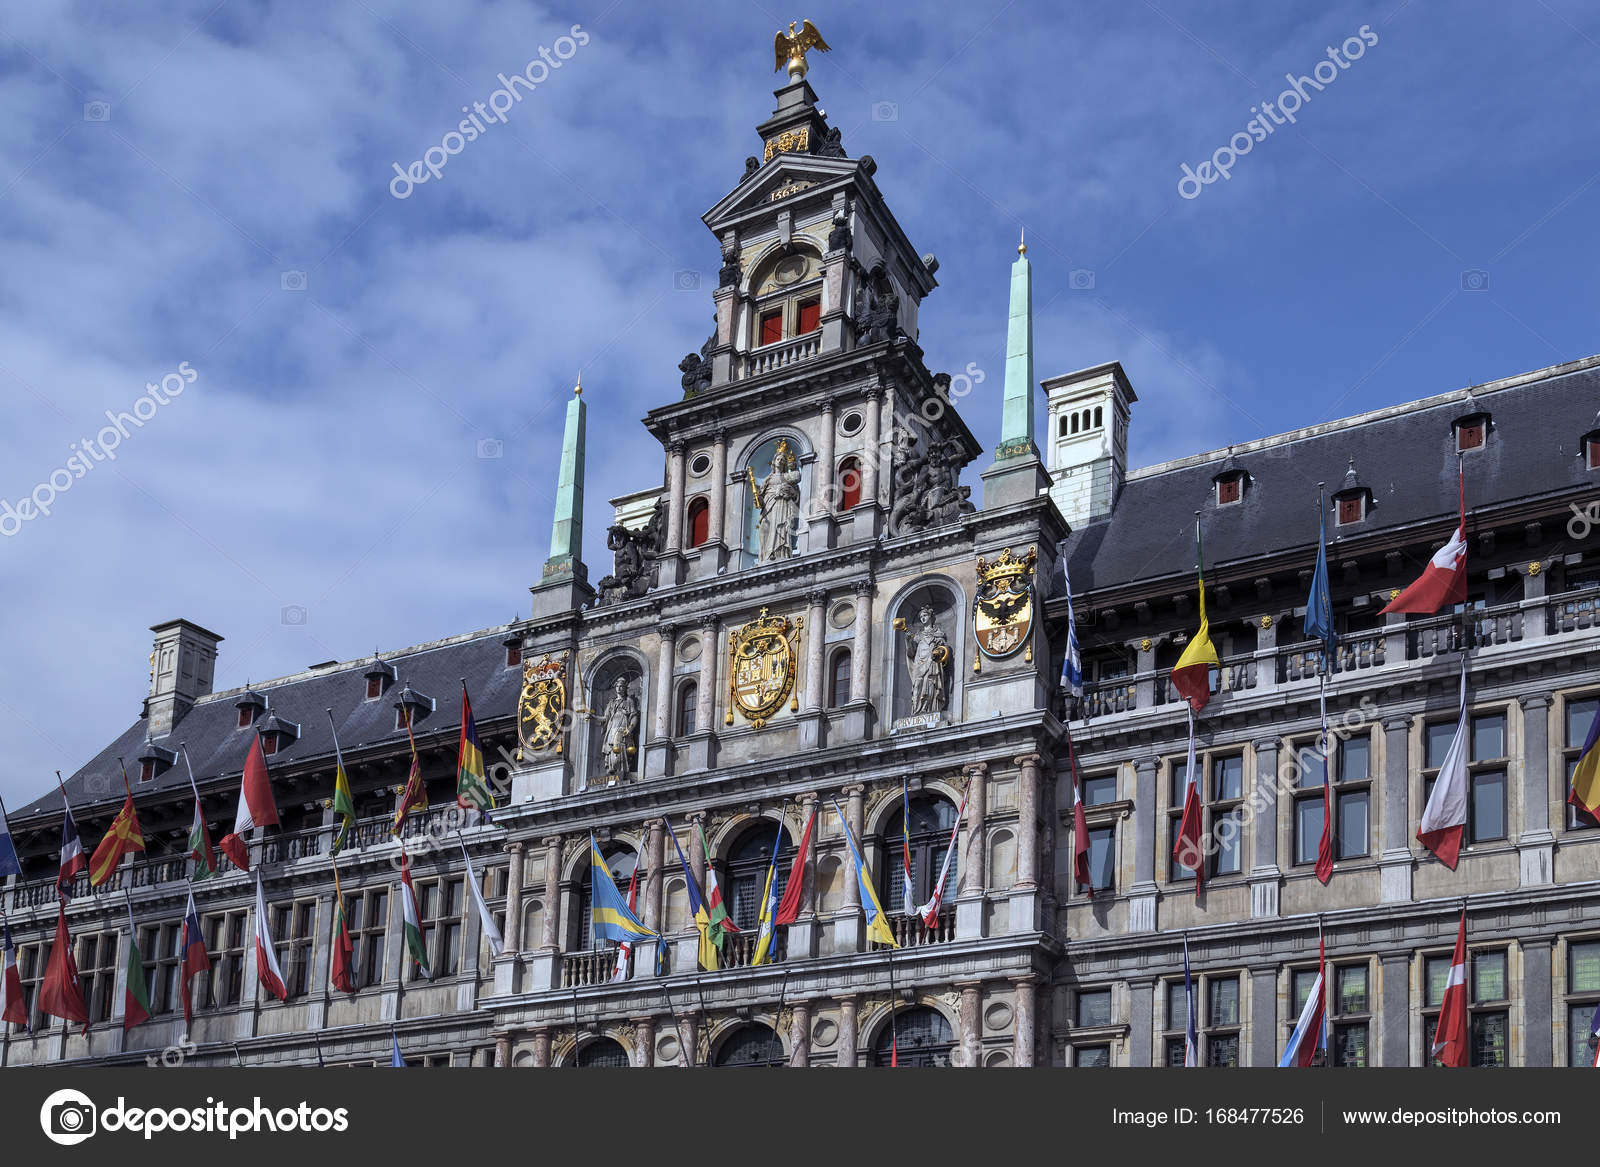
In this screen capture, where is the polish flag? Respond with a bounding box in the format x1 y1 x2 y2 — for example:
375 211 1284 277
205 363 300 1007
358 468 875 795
219 735 279 872
611 865 639 983
1382 467 1467 615
253 871 288 1002
1432 911 1469 1067
1418 660 1470 869
1066 728 1092 891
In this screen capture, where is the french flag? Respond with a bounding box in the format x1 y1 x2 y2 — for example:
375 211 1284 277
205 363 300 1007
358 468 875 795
253 872 287 1002
1 918 26 1030
57 799 85 893
1279 932 1326 1067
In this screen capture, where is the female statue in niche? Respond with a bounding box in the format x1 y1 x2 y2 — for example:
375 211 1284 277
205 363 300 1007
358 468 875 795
902 604 951 715
590 675 640 783
753 438 801 561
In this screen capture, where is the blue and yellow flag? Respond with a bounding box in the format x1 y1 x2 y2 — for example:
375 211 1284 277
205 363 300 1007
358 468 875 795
588 836 656 944
832 798 897 948
749 824 785 966
666 821 718 971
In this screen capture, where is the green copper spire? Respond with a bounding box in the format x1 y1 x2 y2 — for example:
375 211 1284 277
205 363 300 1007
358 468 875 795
996 231 1037 460
543 376 586 578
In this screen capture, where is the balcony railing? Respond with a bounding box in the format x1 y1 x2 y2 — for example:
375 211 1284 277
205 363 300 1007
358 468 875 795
739 332 821 379
561 948 620 988
882 910 957 948
719 928 788 969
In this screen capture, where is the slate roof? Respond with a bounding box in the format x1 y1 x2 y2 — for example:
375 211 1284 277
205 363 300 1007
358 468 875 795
1062 356 1600 595
15 624 522 825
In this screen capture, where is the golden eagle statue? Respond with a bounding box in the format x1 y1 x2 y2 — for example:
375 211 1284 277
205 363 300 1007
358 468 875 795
774 20 831 80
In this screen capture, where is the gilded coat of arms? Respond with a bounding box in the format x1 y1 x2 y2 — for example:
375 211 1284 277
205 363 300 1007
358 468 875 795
973 546 1037 662
724 608 803 728
517 653 568 759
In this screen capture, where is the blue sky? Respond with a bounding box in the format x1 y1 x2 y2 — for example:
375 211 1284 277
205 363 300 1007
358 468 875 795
1 0 1597 804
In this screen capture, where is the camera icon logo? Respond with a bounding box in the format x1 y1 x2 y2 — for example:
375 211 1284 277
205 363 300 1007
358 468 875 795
673 270 701 291
1461 269 1489 291
83 102 111 122
1069 268 1096 291
281 604 308 626
40 1088 97 1146
871 101 899 122
476 438 504 459
281 270 308 292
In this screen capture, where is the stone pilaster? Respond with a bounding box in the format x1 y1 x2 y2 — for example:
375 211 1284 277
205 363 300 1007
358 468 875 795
1127 977 1156 1067
1522 937 1553 1066
1129 756 1159 932
697 614 717 734
861 389 882 511
664 441 685 556
957 762 988 940
788 1000 811 1067
958 982 983 1068
815 400 836 519
494 1034 511 1068
530 1028 551 1068
1250 966 1277 1067
1518 694 1555 886
653 623 676 741
837 995 859 1067
1012 977 1037 1067
850 579 873 703
503 843 525 950
632 1017 655 1067
708 429 728 551
1379 715 1414 903
1379 953 1410 1066
1249 737 1281 919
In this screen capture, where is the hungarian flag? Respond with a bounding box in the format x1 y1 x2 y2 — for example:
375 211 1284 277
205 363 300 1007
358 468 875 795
219 735 279 872
180 745 216 880
1173 708 1205 893
179 890 208 1026
330 860 355 994
88 770 145 885
698 823 738 947
1170 520 1219 712
391 719 428 837
773 808 816 927
918 783 968 926
1382 465 1467 615
253 871 287 1002
123 900 151 1030
56 787 85 893
1566 699 1600 827
1066 728 1092 891
1315 684 1335 885
2 918 27 1030
899 783 916 917
328 713 356 856
1431 911 1469 1067
399 849 430 978
38 904 88 1031
456 684 493 817
611 864 639 982
1279 931 1326 1067
1418 659 1470 869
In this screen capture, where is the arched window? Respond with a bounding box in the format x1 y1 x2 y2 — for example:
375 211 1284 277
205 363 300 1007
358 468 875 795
676 681 698 736
883 794 960 914
871 1006 954 1066
575 1038 630 1068
1070 413 1079 434
576 845 637 950
686 497 710 548
1058 415 1070 438
828 649 852 708
837 456 863 510
722 823 790 931
1094 405 1103 428
715 1023 786 1067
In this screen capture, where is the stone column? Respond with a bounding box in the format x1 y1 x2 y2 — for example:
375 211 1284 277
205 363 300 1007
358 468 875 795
962 763 989 893
958 982 983 1068
1523 938 1553 1067
708 429 728 546
835 785 865 953
632 1017 655 1067
540 836 563 949
1379 952 1410 1066
837 996 859 1067
788 1000 811 1067
503 842 525 951
677 1010 700 1069
1250 737 1282 920
644 819 665 933
846 785 866 900
788 791 822 959
850 579 873 702
688 813 707 894
1014 753 1041 891
654 624 676 740
697 614 717 731
1129 756 1159 933
1518 694 1555 887
1379 715 1414 904
530 1028 551 1068
1250 967 1277 1067
664 441 686 556
805 589 827 711
861 389 882 509
1127 978 1156 1067
1011 977 1037 1067
815 400 836 518
494 1034 511 1068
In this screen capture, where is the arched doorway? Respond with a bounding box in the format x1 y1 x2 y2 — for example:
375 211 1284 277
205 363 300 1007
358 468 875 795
882 794 960 915
871 1006 955 1067
714 1023 786 1067
574 1037 630 1068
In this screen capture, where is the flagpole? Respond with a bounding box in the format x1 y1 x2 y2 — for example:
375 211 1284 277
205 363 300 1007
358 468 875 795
569 983 580 1069
887 945 898 1064
694 975 713 1068
54 770 75 900
660 980 691 1069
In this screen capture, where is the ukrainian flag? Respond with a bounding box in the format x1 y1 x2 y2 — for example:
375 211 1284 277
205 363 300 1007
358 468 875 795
1568 702 1600 823
833 798 897 948
588 836 656 944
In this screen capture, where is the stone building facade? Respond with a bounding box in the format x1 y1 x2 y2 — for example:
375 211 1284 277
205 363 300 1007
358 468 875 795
3 61 1599 1069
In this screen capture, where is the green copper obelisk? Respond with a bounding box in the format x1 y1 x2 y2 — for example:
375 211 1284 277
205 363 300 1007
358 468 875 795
543 376 586 578
996 232 1037 460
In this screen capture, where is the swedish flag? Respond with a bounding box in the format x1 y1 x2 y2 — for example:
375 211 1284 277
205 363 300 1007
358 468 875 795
588 836 657 944
833 798 897 948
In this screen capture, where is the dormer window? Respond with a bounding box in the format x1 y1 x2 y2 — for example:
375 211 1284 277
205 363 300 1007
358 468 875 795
503 635 523 669
136 739 175 782
1215 472 1245 506
363 656 397 701
394 685 433 731
1337 495 1366 524
235 689 266 728
1454 412 1490 452
1584 429 1600 471
1334 458 1372 526
257 714 300 757
140 759 156 782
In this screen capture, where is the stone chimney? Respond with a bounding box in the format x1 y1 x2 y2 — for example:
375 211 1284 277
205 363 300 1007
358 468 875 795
145 619 222 737
1043 361 1137 529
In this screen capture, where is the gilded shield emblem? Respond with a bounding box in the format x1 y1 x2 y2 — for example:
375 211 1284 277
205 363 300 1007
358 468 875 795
973 546 1037 660
725 608 803 728
517 653 568 759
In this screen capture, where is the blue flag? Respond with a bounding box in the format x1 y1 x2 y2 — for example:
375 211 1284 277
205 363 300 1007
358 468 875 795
1304 500 1336 666
588 835 656 944
0 796 20 878
391 1030 405 1067
1059 551 1083 698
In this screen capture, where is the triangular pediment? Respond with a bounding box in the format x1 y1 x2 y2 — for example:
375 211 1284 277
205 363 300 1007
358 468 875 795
703 154 862 228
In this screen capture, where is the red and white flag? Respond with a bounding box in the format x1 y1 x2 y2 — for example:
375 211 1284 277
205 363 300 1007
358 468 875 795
611 865 639 983
1315 680 1335 885
1066 728 1092 891
219 735 279 872
1432 911 1469 1067
917 783 969 927
1173 708 1205 894
1418 659 1470 869
253 871 287 1002
2 918 27 1030
1382 466 1467 615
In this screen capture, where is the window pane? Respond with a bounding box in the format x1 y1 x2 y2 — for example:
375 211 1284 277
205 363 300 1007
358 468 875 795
1212 810 1243 875
1170 763 1193 808
1425 956 1450 1007
1166 982 1188 1028
1471 771 1507 842
1333 1023 1368 1067
1292 968 1319 1013
1570 1003 1598 1067
1296 745 1329 789
1473 714 1506 761
1165 1038 1187 1066
1340 735 1371 783
1337 965 1369 1015
1076 1044 1110 1068
1474 951 1507 1001
1337 790 1369 859
1471 1012 1507 1067
1084 775 1117 806
1568 698 1600 748
1209 977 1240 1027
1295 798 1324 866
1088 828 1115 890
1213 756 1243 801
1572 941 1600 993
1076 989 1112 1027
1206 1034 1239 1067
1426 722 1457 768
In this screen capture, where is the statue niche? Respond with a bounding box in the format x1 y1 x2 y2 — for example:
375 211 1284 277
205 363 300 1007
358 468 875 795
891 591 956 729
750 437 802 562
851 260 903 345
585 665 642 786
596 499 665 606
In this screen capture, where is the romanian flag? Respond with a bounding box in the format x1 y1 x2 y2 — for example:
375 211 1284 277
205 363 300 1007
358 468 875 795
456 683 493 817
399 847 430 978
587 835 655 945
391 719 429 837
39 904 88 1032
327 711 356 856
749 824 784 966
833 798 897 948
1567 700 1600 826
88 765 145 886
180 746 216 880
1170 519 1219 712
179 891 208 1026
667 821 718 971
123 898 151 1030
698 823 738 947
330 858 355 993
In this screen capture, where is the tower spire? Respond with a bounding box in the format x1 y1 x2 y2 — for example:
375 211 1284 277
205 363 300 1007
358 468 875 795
543 375 587 580
998 234 1036 460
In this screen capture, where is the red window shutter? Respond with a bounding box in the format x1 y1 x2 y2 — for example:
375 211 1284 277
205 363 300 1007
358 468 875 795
140 759 155 782
1337 496 1363 524
687 498 710 547
237 706 252 728
366 676 382 699
506 644 521 668
1457 422 1484 451
759 310 783 346
838 457 862 510
1588 438 1599 470
1217 476 1241 505
798 300 821 334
